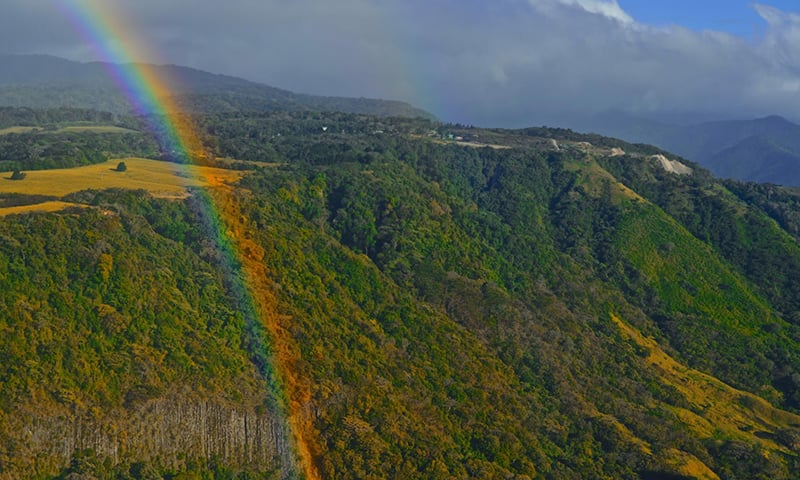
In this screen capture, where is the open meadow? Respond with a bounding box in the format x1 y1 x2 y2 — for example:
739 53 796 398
0 157 244 215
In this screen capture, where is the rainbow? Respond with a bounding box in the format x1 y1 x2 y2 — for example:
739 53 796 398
55 0 203 160
56 0 309 477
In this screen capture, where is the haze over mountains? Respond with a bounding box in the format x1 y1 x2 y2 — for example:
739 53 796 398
5 54 800 187
0 54 434 120
582 112 800 186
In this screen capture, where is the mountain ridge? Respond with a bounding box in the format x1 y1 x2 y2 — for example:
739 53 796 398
0 54 435 120
582 111 800 186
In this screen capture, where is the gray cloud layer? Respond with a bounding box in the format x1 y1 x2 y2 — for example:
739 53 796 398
2 0 800 126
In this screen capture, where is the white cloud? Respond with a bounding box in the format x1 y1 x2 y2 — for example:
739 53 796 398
542 0 634 24
754 3 800 69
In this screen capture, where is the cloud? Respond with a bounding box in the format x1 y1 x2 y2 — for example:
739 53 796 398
754 4 800 68
544 0 633 24
2 1 800 126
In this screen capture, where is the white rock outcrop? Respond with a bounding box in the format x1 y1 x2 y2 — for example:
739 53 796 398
651 154 692 175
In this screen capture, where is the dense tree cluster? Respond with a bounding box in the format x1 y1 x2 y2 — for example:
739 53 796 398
0 107 137 129
0 131 157 171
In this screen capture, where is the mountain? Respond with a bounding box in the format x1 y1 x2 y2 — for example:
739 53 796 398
1 109 800 478
583 112 800 186
0 54 435 119
707 135 800 185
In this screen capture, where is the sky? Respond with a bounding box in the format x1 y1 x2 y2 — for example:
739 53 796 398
2 0 800 127
619 0 797 37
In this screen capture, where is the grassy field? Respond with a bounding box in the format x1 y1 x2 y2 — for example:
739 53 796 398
0 125 138 135
0 158 244 215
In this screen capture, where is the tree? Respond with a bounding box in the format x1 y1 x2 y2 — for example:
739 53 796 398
10 169 26 180
115 161 127 172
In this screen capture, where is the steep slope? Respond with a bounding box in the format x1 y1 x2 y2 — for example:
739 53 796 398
215 116 800 477
0 191 297 478
1 112 800 478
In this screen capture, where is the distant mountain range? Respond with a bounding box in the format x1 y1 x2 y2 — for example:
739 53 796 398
5 55 799 187
583 112 800 186
0 54 435 120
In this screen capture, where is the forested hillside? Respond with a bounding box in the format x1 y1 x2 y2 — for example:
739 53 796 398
1 111 799 479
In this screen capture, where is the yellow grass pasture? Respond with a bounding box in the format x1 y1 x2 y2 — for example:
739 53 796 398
0 158 244 215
